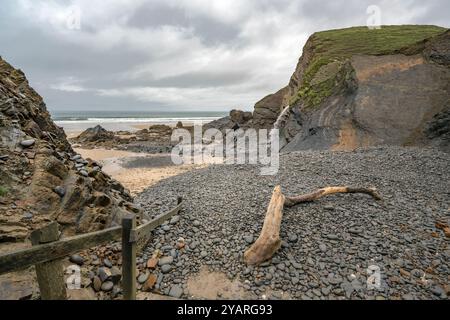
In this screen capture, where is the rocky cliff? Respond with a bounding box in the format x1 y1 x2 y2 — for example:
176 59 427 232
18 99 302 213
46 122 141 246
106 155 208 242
0 57 142 243
251 25 450 152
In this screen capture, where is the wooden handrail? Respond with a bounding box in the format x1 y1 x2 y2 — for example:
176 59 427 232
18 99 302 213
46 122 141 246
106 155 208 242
0 197 183 276
0 226 121 275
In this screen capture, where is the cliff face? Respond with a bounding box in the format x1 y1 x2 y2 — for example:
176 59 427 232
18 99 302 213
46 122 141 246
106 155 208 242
252 25 450 151
0 57 141 243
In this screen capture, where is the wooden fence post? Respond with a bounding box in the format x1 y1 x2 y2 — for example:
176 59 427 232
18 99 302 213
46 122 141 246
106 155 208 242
30 222 67 300
122 214 136 300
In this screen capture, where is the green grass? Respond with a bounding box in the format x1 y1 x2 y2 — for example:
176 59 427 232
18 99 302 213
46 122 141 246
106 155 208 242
311 25 445 59
291 25 447 108
0 186 8 197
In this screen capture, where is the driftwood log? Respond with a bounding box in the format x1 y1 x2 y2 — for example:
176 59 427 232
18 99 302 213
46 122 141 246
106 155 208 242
244 186 381 266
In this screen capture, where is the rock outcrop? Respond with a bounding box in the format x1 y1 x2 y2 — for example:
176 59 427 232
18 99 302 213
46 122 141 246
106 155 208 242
71 124 174 153
0 57 142 242
251 25 450 151
76 125 114 143
204 109 253 131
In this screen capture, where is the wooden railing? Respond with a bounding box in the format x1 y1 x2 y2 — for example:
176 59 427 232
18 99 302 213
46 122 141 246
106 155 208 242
0 197 183 300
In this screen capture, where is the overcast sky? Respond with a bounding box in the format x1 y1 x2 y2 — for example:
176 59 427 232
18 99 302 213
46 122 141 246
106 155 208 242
0 0 448 113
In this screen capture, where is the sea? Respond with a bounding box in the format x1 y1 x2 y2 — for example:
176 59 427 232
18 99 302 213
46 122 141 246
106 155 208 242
51 110 227 134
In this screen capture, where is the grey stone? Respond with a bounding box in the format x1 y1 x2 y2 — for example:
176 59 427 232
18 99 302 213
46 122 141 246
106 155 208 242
22 212 33 219
69 254 84 266
103 258 113 268
20 139 35 147
161 265 173 273
193 220 201 227
158 256 174 266
137 273 149 284
79 170 88 177
53 186 66 197
170 215 180 224
243 235 254 244
98 267 112 282
101 281 114 292
168 285 183 298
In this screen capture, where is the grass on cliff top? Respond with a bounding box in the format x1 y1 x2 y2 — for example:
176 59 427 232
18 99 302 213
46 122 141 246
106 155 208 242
311 25 446 60
290 25 447 108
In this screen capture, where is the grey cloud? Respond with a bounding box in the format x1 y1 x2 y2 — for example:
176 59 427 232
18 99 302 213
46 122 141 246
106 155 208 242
127 2 240 45
0 0 448 112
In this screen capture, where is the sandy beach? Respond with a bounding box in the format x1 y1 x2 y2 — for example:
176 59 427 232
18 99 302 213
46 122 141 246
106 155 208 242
74 147 205 195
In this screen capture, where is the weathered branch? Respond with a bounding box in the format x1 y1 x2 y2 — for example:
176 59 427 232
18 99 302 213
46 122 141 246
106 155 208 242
244 185 381 266
284 186 381 207
244 186 285 266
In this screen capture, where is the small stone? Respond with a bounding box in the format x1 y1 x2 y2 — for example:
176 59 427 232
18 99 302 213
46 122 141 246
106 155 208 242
161 265 172 273
326 234 339 240
20 139 36 148
200 250 208 258
79 170 88 177
168 285 183 298
98 267 112 282
319 244 327 252
288 234 298 243
53 186 66 197
110 266 121 284
69 254 84 266
142 274 157 291
193 220 201 227
103 258 113 268
430 285 446 297
112 286 122 299
411 269 423 278
92 276 102 292
158 256 174 266
22 212 33 219
137 273 149 284
291 277 299 285
101 281 114 292
170 216 180 224
243 235 254 244
321 287 331 295
348 227 363 235
147 257 158 269
324 205 335 211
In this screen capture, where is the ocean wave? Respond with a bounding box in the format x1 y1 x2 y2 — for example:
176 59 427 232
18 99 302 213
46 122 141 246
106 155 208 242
55 116 221 124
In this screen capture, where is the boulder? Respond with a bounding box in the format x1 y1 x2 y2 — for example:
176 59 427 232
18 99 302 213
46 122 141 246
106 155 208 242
76 125 113 143
230 109 252 124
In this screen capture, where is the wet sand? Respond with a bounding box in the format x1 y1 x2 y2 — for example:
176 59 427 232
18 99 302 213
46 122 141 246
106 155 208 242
74 147 205 195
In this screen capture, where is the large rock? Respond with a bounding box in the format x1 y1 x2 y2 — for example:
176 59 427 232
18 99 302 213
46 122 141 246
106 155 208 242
252 87 290 129
230 109 252 124
0 56 142 240
76 125 113 143
204 109 253 131
250 26 450 151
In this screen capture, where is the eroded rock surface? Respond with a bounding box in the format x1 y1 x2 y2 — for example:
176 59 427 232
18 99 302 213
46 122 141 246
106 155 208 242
0 56 143 242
